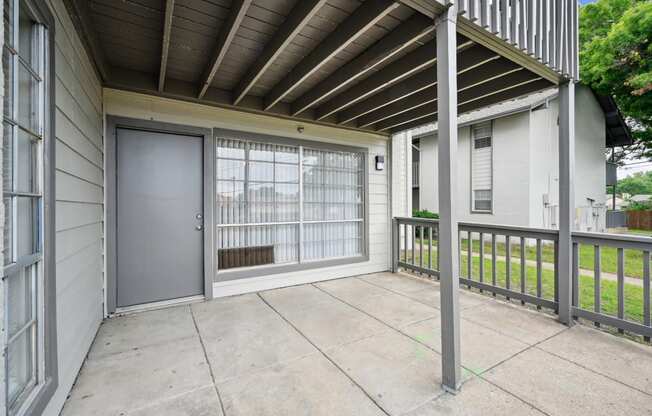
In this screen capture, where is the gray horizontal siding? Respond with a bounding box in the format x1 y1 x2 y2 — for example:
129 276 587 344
44 0 104 415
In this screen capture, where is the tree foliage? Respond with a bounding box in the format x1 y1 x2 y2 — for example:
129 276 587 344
580 0 652 161
609 170 652 196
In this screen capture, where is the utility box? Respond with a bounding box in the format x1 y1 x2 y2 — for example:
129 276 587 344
606 162 618 186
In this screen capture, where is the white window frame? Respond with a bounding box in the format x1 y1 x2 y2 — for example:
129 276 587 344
470 121 494 214
214 129 369 282
2 1 57 415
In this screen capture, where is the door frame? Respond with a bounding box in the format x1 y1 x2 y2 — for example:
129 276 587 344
105 116 214 314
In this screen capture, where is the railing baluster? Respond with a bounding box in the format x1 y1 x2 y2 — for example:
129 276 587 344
419 226 423 270
500 0 509 40
410 226 417 265
480 0 489 28
536 238 542 309
479 232 485 292
403 223 408 264
458 230 463 277
467 231 473 287
491 0 500 33
505 235 511 299
520 237 526 305
617 247 625 334
594 245 601 327
428 226 433 271
436 224 440 277
491 233 497 296
572 242 579 309
554 240 559 312
644 250 650 342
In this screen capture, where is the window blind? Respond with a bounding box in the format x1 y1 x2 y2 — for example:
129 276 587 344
471 122 493 212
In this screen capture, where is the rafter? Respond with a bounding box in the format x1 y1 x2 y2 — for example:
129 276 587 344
198 0 253 99
388 79 554 133
378 76 548 132
263 0 400 111
158 0 175 92
316 36 473 120
339 44 501 125
356 58 523 127
233 0 328 106
290 13 435 116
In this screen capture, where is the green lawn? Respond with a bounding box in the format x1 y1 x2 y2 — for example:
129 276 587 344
416 236 650 280
401 249 647 324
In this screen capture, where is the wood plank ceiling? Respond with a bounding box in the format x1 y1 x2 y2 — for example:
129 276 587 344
65 0 555 135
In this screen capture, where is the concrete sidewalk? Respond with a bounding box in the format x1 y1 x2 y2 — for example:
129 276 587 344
61 272 652 416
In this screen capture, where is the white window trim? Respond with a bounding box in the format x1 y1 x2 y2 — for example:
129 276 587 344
470 121 494 214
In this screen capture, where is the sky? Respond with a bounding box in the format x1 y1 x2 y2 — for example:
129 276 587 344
580 0 595 3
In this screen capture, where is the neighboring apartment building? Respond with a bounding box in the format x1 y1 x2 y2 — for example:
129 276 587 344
412 85 631 232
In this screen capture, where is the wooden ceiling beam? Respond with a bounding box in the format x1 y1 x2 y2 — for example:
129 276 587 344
317 36 472 120
198 0 253 99
290 13 435 116
340 44 501 125
357 57 523 127
389 78 554 134
158 0 175 92
233 0 328 106
263 0 401 111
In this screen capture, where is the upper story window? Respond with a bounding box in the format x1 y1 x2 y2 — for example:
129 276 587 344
2 0 54 414
471 122 493 213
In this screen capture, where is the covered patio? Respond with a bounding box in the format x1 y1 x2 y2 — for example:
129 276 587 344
61 272 652 416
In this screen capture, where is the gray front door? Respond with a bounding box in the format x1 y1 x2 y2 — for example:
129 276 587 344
116 128 204 308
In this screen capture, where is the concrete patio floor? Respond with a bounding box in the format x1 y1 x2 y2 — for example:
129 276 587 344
61 272 652 416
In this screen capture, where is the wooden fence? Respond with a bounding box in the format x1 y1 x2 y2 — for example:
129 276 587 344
626 211 652 230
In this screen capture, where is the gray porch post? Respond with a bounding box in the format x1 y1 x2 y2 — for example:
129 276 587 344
435 4 461 392
558 80 575 325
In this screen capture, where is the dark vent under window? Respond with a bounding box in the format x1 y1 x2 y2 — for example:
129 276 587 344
474 137 492 149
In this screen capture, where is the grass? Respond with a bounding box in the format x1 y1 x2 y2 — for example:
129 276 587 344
401 248 648 325
417 236 650 280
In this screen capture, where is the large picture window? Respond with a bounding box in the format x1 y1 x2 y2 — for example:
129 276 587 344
216 135 365 274
2 0 53 414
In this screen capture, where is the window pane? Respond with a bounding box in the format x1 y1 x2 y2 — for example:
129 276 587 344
3 197 13 264
17 196 36 257
216 159 245 181
7 326 34 406
4 122 14 191
16 129 37 193
217 224 298 269
216 138 245 159
216 180 245 224
3 48 13 117
7 266 33 338
303 222 362 261
247 182 274 223
274 183 298 222
248 141 274 161
249 161 274 182
18 60 39 132
274 163 299 183
4 0 14 49
275 145 298 164
18 4 34 67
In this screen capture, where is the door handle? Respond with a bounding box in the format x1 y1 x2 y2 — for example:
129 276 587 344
195 225 203 231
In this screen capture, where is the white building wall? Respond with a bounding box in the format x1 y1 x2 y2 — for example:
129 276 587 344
104 89 392 297
418 85 607 232
43 1 105 415
529 85 607 231
418 112 531 227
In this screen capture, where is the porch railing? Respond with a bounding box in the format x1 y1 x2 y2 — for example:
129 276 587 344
456 0 579 79
393 217 652 341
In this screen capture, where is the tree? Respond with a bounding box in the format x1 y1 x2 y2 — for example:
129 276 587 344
580 0 652 162
608 170 652 196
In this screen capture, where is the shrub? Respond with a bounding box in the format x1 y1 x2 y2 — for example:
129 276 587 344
626 201 652 211
413 209 439 219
